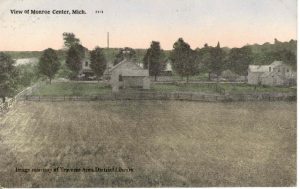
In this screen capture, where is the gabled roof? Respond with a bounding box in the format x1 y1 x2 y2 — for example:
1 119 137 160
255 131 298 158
270 61 284 67
109 59 143 72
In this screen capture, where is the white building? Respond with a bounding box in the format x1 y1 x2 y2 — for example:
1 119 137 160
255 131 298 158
109 59 150 92
248 61 296 86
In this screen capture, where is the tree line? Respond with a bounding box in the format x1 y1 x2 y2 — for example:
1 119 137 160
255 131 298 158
0 33 296 102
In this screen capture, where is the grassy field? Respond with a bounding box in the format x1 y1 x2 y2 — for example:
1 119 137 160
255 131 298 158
30 82 296 97
153 83 296 94
32 82 111 96
0 101 296 187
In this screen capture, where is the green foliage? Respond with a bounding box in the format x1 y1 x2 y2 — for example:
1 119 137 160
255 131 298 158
197 42 226 80
250 39 297 66
209 42 226 78
3 51 42 59
17 63 40 88
113 47 137 65
0 52 18 101
268 49 296 69
65 45 83 78
143 41 166 80
227 46 254 75
170 38 199 82
90 47 107 80
38 48 60 83
63 32 81 49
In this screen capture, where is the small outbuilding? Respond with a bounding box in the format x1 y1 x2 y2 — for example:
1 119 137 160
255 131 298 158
110 59 150 92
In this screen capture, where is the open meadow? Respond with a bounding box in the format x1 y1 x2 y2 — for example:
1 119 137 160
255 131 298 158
31 82 296 96
0 101 296 187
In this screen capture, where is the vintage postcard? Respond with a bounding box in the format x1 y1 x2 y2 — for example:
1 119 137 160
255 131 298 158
0 0 297 187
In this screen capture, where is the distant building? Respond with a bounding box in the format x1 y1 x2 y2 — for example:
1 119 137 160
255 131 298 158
78 49 94 79
248 61 296 86
160 60 173 76
14 58 38 66
110 59 150 92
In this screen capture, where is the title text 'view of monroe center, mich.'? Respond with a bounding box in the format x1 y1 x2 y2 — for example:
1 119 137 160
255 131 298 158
10 9 87 15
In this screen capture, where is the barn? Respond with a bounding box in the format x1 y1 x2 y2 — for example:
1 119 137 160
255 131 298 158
110 59 150 92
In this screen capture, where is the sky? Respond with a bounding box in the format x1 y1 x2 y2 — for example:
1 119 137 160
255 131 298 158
0 0 297 51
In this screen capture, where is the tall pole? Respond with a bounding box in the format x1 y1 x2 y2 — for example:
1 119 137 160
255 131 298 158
107 32 109 49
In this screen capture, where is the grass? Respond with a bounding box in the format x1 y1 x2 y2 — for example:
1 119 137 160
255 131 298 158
30 81 296 97
152 83 219 93
221 83 296 94
152 83 296 94
32 82 112 96
0 101 296 187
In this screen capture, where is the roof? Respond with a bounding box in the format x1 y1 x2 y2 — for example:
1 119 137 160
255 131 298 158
110 59 142 72
248 65 270 72
270 61 284 67
14 58 38 66
121 69 149 77
260 71 285 80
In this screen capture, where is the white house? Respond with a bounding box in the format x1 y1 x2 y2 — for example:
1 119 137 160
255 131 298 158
248 61 296 86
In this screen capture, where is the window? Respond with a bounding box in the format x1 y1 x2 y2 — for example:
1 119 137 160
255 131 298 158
85 61 88 67
269 67 271 72
119 74 123 81
287 69 289 72
278 68 280 72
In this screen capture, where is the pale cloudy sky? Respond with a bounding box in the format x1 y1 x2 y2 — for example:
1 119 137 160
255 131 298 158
0 0 297 51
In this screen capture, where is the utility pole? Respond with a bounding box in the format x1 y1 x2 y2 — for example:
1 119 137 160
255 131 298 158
107 32 109 49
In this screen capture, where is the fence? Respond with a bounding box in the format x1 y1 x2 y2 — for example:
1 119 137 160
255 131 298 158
20 91 296 102
0 81 44 113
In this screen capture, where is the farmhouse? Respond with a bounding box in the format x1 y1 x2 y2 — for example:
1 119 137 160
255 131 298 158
248 61 296 86
109 59 150 92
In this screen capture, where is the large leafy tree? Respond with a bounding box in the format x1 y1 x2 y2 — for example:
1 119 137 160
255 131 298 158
90 47 107 81
63 32 81 49
38 48 61 84
207 42 226 80
170 38 199 82
66 45 83 78
0 52 18 102
196 44 213 79
227 46 254 75
113 47 136 65
143 41 165 81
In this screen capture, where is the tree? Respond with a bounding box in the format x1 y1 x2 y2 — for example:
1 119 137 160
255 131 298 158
270 49 297 69
0 52 18 102
38 48 60 84
227 46 254 75
196 44 213 79
143 41 165 81
66 45 83 78
170 38 199 82
90 47 107 81
113 47 136 65
207 42 226 80
63 32 81 49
